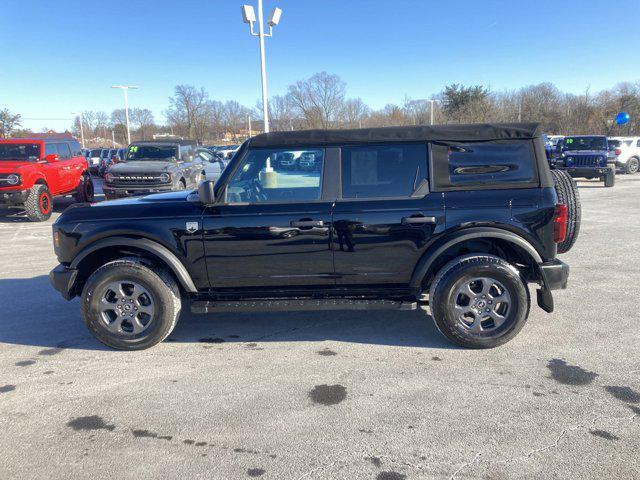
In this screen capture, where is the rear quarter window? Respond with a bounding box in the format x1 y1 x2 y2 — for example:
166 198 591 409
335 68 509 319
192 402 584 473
430 140 538 191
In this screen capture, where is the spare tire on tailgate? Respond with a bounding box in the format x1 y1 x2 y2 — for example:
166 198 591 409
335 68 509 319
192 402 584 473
551 169 581 253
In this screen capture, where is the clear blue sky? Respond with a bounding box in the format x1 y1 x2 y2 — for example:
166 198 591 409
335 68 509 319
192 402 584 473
2 0 639 131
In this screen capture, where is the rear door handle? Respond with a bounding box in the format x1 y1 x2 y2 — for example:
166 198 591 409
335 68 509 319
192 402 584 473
402 215 437 225
291 220 324 228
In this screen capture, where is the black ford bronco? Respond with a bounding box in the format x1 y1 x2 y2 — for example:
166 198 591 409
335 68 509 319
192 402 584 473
103 140 206 200
50 123 578 350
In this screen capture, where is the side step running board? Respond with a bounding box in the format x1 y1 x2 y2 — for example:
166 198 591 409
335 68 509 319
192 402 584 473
191 298 418 314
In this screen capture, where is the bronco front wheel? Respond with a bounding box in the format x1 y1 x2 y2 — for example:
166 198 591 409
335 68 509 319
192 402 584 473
25 184 53 222
81 258 182 350
429 254 530 349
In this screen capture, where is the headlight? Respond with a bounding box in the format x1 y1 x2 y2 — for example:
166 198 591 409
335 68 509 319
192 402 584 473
105 173 115 183
566 157 574 163
159 173 171 183
6 174 20 185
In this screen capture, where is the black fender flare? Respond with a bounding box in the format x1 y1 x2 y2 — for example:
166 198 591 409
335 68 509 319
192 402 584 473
70 236 198 293
409 227 544 292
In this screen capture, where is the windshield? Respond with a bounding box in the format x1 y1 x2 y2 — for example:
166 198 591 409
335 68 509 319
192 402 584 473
126 145 177 161
608 139 621 148
90 149 102 157
0 143 40 161
563 137 606 151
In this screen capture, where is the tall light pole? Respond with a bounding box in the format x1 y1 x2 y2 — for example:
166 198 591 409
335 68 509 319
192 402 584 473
241 1 282 134
71 112 85 148
428 99 437 126
111 85 138 145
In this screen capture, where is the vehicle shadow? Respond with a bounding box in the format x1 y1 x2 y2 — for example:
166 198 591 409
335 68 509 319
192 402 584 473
0 194 105 223
0 275 457 351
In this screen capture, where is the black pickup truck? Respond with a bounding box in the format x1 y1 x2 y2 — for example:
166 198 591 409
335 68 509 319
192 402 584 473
50 123 576 350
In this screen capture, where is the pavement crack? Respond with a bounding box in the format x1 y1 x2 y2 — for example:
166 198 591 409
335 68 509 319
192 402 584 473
449 452 482 479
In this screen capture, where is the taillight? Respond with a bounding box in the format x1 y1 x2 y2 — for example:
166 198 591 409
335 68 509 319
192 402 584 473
553 204 568 244
615 148 622 156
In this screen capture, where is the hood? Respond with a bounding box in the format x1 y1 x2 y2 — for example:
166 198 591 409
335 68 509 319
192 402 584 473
55 189 196 223
109 161 176 174
0 161 37 173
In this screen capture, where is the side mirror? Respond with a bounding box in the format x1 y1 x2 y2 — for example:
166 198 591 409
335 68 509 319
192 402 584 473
45 154 59 163
198 180 216 205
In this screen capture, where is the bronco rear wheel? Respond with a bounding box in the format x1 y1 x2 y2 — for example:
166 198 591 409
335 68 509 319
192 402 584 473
551 169 581 253
429 254 530 349
24 184 53 222
74 173 95 203
81 258 181 350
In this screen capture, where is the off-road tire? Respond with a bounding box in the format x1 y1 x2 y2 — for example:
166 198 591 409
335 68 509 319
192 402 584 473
81 258 181 350
428 254 530 349
24 184 53 222
625 157 639 174
74 173 95 203
178 179 187 190
604 163 616 187
551 169 581 254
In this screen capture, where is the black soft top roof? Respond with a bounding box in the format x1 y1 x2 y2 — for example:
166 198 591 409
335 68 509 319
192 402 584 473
249 123 542 148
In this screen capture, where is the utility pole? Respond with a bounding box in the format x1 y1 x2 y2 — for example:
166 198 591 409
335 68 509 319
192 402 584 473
248 115 253 138
428 99 437 125
112 130 116 148
71 112 85 148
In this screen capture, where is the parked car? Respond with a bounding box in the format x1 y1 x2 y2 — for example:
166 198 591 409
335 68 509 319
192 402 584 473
98 148 123 177
102 140 206 200
554 135 616 187
88 148 103 174
216 144 240 160
0 136 94 221
197 148 228 183
50 123 576 351
608 136 640 174
298 151 321 171
276 151 299 170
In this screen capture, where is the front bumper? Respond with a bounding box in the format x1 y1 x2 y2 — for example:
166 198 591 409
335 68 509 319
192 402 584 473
556 166 613 177
0 189 29 206
49 264 78 300
103 185 174 198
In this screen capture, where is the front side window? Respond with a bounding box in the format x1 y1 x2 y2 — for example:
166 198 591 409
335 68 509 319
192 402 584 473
226 148 324 203
341 144 428 199
56 143 72 160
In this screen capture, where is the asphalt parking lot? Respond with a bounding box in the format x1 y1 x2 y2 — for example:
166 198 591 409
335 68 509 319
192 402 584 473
1 176 639 480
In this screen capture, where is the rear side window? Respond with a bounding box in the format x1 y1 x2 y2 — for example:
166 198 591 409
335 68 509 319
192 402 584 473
341 144 428 199
431 140 537 190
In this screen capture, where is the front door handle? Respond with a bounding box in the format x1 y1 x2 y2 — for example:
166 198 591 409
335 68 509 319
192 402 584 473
402 215 437 225
291 219 324 228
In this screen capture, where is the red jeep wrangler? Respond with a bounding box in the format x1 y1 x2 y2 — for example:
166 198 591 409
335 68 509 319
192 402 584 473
0 136 94 221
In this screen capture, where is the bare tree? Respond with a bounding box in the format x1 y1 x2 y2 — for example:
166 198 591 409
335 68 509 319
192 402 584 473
165 85 209 141
288 72 346 129
341 98 370 128
130 108 156 140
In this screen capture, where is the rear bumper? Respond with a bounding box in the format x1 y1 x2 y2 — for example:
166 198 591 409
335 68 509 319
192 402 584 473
49 264 78 300
0 189 29 206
